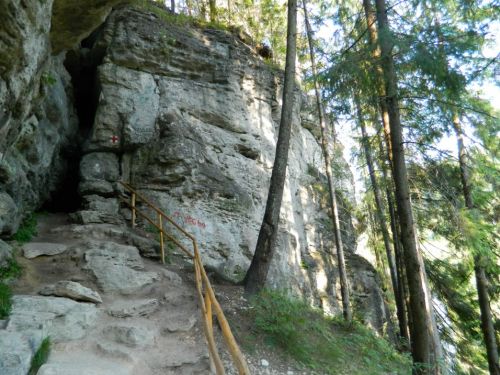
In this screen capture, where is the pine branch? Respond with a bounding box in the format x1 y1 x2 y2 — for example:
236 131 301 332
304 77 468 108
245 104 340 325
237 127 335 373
403 96 498 119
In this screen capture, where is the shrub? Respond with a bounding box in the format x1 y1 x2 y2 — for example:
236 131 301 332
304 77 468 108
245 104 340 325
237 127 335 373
0 282 12 319
0 257 22 319
12 214 38 243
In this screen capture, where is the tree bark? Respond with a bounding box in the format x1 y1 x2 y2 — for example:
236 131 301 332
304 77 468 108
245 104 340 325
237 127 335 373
209 0 216 22
377 133 412 346
372 0 442 371
244 0 297 296
170 0 175 13
453 115 500 375
302 0 352 321
355 95 408 340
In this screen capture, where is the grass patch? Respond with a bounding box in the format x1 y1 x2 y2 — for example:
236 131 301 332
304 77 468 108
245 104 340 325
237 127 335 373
28 337 51 375
0 282 12 319
247 289 412 374
12 214 38 243
0 256 22 319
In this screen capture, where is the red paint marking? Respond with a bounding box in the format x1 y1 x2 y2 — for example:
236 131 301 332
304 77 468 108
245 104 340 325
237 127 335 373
111 135 119 144
171 210 206 229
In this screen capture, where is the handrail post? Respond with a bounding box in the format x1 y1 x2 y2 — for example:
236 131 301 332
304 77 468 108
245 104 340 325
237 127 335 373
205 291 213 333
131 192 136 227
158 213 165 264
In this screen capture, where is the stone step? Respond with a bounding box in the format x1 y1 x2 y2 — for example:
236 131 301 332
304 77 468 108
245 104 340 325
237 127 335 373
23 242 68 259
37 353 133 375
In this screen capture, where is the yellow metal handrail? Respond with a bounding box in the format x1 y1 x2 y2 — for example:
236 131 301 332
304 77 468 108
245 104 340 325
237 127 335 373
118 181 250 375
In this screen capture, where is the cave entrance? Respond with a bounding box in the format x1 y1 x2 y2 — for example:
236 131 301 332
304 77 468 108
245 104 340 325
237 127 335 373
42 29 105 213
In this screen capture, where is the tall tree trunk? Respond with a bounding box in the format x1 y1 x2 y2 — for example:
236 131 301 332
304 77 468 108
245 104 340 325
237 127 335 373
364 0 412 344
453 115 500 375
377 133 411 346
244 0 297 295
372 0 442 371
170 0 175 13
209 0 216 22
355 95 408 340
362 0 392 165
302 0 352 321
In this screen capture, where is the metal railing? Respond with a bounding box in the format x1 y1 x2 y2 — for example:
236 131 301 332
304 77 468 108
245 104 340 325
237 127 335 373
118 181 250 375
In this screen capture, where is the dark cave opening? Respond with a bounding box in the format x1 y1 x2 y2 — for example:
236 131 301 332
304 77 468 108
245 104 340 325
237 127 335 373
41 29 106 213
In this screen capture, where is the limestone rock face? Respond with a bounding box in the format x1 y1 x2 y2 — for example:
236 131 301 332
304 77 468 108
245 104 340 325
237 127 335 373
0 0 79 234
75 5 388 329
0 239 13 267
0 0 391 332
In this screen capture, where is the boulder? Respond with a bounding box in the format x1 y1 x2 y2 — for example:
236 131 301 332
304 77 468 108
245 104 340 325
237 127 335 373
7 295 98 343
70 210 123 225
23 243 68 259
0 193 20 235
80 152 120 183
0 330 44 375
39 281 102 304
82 195 119 215
78 180 115 196
82 241 159 294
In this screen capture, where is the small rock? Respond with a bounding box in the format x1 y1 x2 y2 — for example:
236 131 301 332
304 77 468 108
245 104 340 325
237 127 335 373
39 281 102 304
23 242 68 259
261 359 269 367
103 325 154 348
107 298 159 318
163 314 197 333
162 269 183 285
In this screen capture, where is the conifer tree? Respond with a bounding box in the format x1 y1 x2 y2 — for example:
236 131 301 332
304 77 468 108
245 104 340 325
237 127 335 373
303 0 352 321
245 0 298 295
372 0 443 370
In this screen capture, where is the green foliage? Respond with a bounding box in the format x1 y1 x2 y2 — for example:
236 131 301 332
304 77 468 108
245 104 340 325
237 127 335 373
12 214 38 244
0 258 22 281
41 72 57 86
28 337 51 375
248 290 412 374
0 257 21 319
0 282 12 319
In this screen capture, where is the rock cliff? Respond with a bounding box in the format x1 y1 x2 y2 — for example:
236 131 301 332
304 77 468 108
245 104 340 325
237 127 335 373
0 1 391 333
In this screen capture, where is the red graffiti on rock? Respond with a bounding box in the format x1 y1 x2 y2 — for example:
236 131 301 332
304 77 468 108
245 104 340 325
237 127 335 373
173 211 206 229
